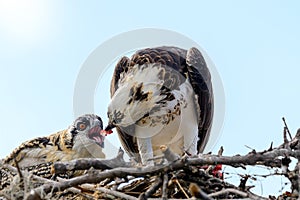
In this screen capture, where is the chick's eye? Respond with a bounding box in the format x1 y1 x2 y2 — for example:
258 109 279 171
78 123 87 131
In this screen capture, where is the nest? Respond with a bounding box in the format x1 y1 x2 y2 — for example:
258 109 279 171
1 126 300 200
0 149 255 200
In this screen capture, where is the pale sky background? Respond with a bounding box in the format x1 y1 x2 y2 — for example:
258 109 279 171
0 0 299 196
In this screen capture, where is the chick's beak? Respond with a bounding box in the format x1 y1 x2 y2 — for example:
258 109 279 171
87 126 106 148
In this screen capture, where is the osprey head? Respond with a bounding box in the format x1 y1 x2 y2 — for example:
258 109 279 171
106 82 155 130
105 64 172 133
71 114 106 148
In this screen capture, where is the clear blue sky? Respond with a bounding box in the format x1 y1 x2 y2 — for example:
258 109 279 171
0 0 299 196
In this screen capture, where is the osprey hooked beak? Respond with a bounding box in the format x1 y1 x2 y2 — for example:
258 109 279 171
105 112 117 132
105 123 116 132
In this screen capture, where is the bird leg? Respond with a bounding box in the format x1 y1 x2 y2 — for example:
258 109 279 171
137 137 154 166
184 131 198 156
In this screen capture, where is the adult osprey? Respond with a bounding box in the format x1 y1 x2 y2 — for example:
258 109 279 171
105 46 213 165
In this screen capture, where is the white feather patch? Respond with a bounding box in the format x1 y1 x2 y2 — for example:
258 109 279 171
109 63 199 163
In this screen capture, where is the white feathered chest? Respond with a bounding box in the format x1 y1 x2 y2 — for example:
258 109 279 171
106 46 214 165
108 63 199 160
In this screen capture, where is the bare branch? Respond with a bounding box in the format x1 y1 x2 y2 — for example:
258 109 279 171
139 176 162 200
162 173 168 200
81 184 138 200
13 158 23 180
282 117 292 140
52 148 131 175
208 188 248 198
207 188 269 200
189 183 213 200
218 146 224 156
173 178 189 199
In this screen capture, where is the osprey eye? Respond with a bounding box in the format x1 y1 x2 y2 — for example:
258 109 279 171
78 123 87 131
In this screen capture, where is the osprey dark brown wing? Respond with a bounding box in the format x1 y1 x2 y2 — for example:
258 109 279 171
110 56 131 96
186 47 214 152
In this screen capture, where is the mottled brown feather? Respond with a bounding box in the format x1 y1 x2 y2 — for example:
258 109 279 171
110 46 214 160
3 129 73 166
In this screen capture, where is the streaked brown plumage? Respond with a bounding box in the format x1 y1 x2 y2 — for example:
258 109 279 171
4 114 106 168
0 114 108 190
106 46 214 164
